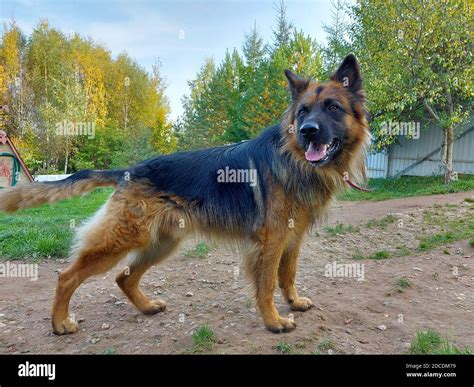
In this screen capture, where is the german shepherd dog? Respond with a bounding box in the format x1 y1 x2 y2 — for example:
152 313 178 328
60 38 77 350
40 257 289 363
0 54 370 334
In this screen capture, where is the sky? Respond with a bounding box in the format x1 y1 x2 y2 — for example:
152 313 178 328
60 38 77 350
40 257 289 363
0 0 337 121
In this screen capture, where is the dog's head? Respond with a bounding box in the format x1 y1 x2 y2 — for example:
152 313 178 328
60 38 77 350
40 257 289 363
283 54 369 170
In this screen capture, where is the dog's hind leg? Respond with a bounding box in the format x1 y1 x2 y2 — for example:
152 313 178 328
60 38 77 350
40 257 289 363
278 236 313 312
52 196 153 335
52 248 128 335
116 233 181 315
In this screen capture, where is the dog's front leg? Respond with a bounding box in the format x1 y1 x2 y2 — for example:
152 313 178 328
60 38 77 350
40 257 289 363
278 236 313 311
246 227 296 333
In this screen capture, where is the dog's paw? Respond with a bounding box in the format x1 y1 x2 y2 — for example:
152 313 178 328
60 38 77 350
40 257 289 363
265 317 296 333
140 299 167 315
290 297 313 312
52 317 79 335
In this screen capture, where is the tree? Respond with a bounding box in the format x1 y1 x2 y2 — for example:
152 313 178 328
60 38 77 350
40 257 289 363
0 21 34 138
242 22 266 73
177 2 325 147
177 58 217 149
26 20 84 173
272 0 293 50
350 0 473 183
110 126 156 168
148 63 176 154
1 19 175 173
70 35 109 125
322 0 353 77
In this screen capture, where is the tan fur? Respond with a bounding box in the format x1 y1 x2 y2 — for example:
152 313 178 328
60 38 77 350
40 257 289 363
0 179 114 213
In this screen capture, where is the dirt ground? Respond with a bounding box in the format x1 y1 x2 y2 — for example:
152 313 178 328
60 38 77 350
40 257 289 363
1 191 473 354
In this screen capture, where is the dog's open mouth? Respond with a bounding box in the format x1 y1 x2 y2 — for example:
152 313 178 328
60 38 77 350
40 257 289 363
304 139 340 164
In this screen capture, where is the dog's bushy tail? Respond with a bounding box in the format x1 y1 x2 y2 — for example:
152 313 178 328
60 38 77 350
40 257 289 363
0 169 125 213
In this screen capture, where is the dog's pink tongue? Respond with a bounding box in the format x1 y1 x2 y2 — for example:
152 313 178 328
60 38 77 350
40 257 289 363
305 142 328 161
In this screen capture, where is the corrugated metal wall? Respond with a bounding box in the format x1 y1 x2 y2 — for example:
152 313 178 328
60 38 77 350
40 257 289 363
367 151 389 178
367 119 474 178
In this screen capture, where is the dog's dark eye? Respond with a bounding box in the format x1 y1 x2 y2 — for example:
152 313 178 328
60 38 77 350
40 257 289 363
298 107 308 117
328 104 339 112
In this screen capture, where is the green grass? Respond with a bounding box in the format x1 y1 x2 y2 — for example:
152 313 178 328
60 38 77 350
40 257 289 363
192 325 217 353
351 251 365 260
294 341 306 350
418 207 474 251
396 277 412 289
324 222 359 235
338 175 474 202
274 342 292 354
409 330 472 355
185 242 210 259
314 339 336 354
419 232 456 250
470 239 474 248
369 250 391 260
394 245 411 256
366 214 396 229
418 218 474 251
387 277 413 296
352 249 393 261
0 188 113 260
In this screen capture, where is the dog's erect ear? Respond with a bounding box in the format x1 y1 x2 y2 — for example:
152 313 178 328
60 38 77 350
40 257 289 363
330 54 362 93
285 69 309 101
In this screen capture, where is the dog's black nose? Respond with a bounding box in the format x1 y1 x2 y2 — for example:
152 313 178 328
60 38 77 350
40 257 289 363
299 124 319 138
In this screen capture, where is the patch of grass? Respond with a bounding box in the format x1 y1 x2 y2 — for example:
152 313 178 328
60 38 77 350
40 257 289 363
409 330 472 355
102 348 117 355
464 197 474 203
185 242 210 259
422 209 438 224
410 330 442 354
387 278 413 296
338 175 474 202
0 188 113 260
470 239 474 248
324 222 359 235
394 245 411 257
445 203 459 208
418 214 474 251
351 251 365 260
294 341 306 350
366 214 396 229
419 232 460 251
353 250 393 261
314 339 336 354
192 325 217 353
396 277 412 289
274 342 292 354
369 250 390 260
